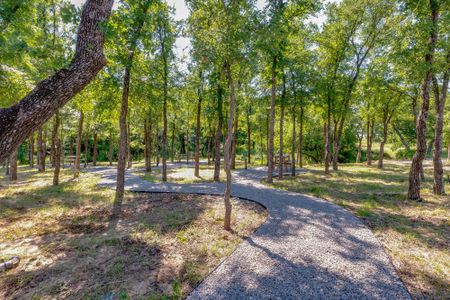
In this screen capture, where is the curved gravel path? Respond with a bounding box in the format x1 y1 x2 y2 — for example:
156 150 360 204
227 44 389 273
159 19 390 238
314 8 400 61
91 167 410 299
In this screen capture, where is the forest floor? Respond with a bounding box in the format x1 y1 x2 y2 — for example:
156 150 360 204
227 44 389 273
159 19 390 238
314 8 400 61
267 160 449 299
0 167 266 299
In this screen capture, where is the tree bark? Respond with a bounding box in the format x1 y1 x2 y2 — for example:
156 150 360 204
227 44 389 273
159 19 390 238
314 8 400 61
127 122 132 169
51 115 59 167
214 79 223 182
223 61 235 231
29 134 34 168
53 111 61 185
195 75 202 177
408 0 439 201
0 0 114 163
356 135 363 163
246 107 251 166
93 130 98 166
74 111 83 178
324 99 331 174
366 117 374 166
37 127 45 172
278 72 286 180
231 108 238 170
291 107 296 176
9 148 18 181
378 121 388 169
267 56 277 183
299 106 304 168
432 53 449 194
170 121 175 163
109 130 113 166
84 126 89 168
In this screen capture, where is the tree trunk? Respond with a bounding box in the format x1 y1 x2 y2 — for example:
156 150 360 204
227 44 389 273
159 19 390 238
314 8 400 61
231 108 238 170
170 121 175 163
432 54 449 194
214 80 223 182
74 111 83 178
267 56 277 183
367 118 374 166
69 136 73 157
246 108 251 166
0 0 114 163
37 127 45 172
278 73 286 180
53 111 61 185
223 61 235 231
299 106 304 168
4 159 9 176
127 122 132 169
356 136 363 163
28 134 34 168
109 130 113 166
51 115 59 167
84 126 89 168
408 0 438 201
195 82 202 177
291 107 296 176
393 124 410 150
144 119 152 172
9 148 18 181
378 121 388 169
324 99 331 174
93 131 98 166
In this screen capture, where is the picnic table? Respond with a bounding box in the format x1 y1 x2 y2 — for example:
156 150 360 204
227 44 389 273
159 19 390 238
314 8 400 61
273 155 292 172
175 153 190 163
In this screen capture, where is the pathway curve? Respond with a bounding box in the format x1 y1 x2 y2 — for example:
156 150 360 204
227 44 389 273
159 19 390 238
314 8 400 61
91 167 410 299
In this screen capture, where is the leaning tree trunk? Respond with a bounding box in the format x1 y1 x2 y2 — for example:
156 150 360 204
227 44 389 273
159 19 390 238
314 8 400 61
37 127 45 172
432 55 449 194
29 133 34 168
214 81 223 182
74 111 83 178
223 61 235 231
195 87 202 177
267 56 277 183
92 130 98 166
408 0 438 201
9 148 18 181
53 111 61 185
0 0 114 163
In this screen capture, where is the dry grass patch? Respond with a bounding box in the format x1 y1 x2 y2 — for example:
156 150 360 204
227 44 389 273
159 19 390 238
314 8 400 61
267 161 449 299
0 166 266 299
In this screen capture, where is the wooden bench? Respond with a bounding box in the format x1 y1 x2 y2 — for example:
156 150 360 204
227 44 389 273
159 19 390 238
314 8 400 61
66 155 76 167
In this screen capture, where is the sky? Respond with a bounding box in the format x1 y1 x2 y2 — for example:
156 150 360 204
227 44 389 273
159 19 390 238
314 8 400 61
69 0 338 62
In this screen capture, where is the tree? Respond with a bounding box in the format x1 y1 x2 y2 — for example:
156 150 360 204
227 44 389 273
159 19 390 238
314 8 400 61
408 0 440 201
0 0 114 163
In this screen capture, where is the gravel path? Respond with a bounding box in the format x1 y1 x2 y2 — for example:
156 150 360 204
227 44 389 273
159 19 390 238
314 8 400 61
91 167 411 299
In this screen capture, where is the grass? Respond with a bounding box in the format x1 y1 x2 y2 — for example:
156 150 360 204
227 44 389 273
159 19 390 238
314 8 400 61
0 166 267 299
266 160 449 299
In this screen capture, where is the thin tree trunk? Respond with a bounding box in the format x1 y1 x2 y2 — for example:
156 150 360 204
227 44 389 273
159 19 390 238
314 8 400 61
51 115 58 167
432 54 448 194
214 80 223 182
74 111 83 178
53 111 61 185
84 126 89 168
291 107 296 176
9 148 18 181
195 79 202 177
127 122 132 169
37 127 45 172
246 108 251 166
367 118 374 166
5 159 9 176
231 108 238 170
356 136 363 163
109 130 113 166
155 125 160 167
144 119 152 172
378 121 388 169
267 56 277 183
93 130 98 166
278 73 286 180
170 121 175 163
69 136 73 157
299 106 304 168
29 134 34 168
324 100 331 174
0 0 114 162
408 0 439 201
223 61 235 231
